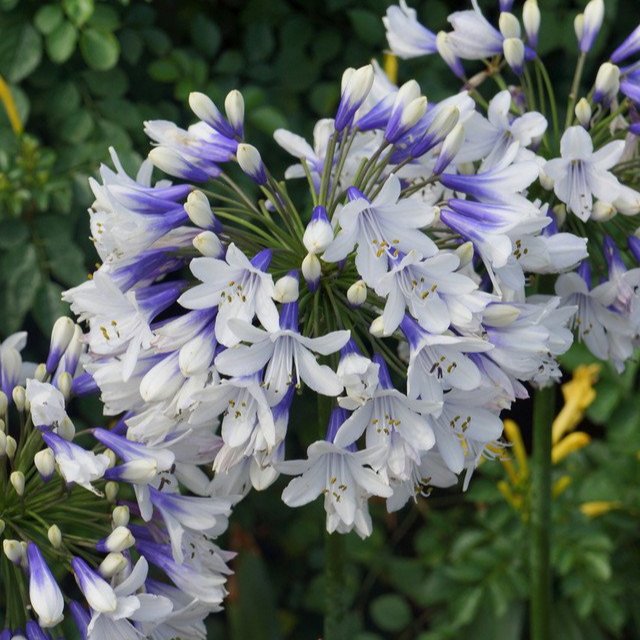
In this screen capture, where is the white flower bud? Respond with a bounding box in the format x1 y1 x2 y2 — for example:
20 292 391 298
12 386 25 412
523 0 541 46
435 31 460 76
105 481 119 503
10 471 25 496
113 459 158 482
428 105 459 142
344 65 374 106
57 372 72 401
303 206 333 254
47 317 75 372
340 67 355 93
34 448 55 480
105 449 117 469
185 190 216 228
273 273 300 303
224 90 244 133
369 316 386 337
236 143 267 184
552 203 567 227
193 230 224 258
499 12 521 39
400 96 428 130
99 552 128 578
396 79 421 105
539 169 554 191
454 241 475 267
574 14 584 43
48 525 62 549
591 200 617 221
347 280 367 306
101 526 134 553
0 391 6 416
483 304 521 327
3 539 24 564
433 123 465 174
583 0 604 43
0 431 6 455
594 62 620 102
34 363 48 382
56 417 75 441
112 505 130 528
5 436 17 459
575 98 592 127
189 92 223 126
301 253 321 287
503 38 525 75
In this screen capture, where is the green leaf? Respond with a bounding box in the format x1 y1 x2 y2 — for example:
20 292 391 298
348 9 384 45
0 17 43 83
83 68 129 97
80 28 120 71
0 244 42 336
191 14 221 58
370 594 412 632
63 0 95 27
34 5 64 35
148 59 179 83
87 5 120 31
46 21 78 64
59 110 94 144
32 282 69 336
118 28 143 65
0 219 28 249
248 106 287 134
244 22 274 62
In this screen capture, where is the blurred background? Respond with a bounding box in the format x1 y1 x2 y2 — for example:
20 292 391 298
0 0 639 638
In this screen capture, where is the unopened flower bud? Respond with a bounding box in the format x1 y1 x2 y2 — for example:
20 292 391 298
46 317 75 373
273 271 300 303
57 372 72 401
436 31 464 78
594 62 620 103
369 316 386 337
335 64 374 131
112 505 130 528
193 230 224 258
57 417 75 441
148 147 213 183
552 203 567 227
574 14 585 44
97 526 134 553
3 539 24 564
539 169 554 191
0 391 6 416
483 304 521 327
385 81 427 142
499 12 521 39
10 471 25 496
185 190 216 229
34 363 47 382
575 98 592 127
523 0 541 48
0 432 6 455
99 552 128 578
433 124 464 174
591 200 617 221
188 91 235 139
48 525 62 549
236 143 267 185
224 90 245 138
580 0 604 52
455 241 475 267
503 38 525 75
105 449 117 469
12 386 25 412
105 481 119 503
5 436 17 459
303 205 333 254
347 280 367 306
34 448 55 481
427 105 459 146
302 253 321 292
401 97 428 130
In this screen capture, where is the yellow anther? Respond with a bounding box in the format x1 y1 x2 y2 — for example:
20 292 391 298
579 501 622 518
551 431 591 464
502 419 528 477
552 475 572 498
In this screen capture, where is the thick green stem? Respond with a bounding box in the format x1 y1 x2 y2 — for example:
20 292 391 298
529 384 555 640
324 529 346 640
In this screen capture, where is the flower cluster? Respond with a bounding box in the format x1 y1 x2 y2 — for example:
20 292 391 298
0 321 233 639
384 0 640 369
61 42 588 550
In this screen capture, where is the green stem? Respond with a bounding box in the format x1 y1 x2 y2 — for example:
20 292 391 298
529 384 555 640
324 528 346 640
565 52 587 130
